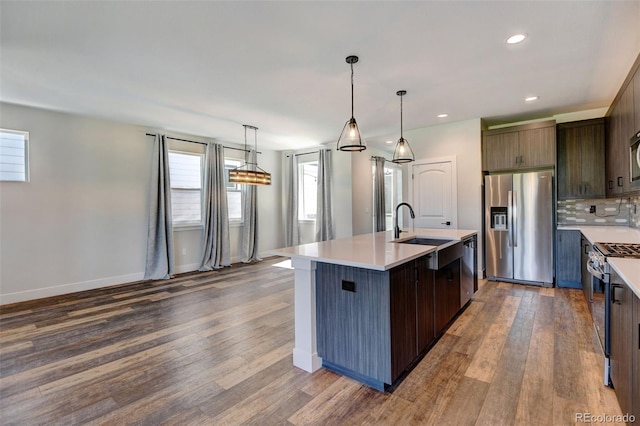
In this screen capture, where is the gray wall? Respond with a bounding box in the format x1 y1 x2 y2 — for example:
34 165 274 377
0 102 283 304
350 146 395 236
368 119 484 269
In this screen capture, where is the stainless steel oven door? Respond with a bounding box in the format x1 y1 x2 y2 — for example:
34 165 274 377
591 274 609 356
587 258 610 357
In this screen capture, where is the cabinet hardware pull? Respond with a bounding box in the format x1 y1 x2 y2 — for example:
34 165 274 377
584 244 589 255
617 176 623 187
608 180 613 190
611 285 622 304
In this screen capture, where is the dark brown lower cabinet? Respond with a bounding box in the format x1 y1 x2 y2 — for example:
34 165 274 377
609 274 633 417
389 260 418 380
435 259 461 334
417 255 435 353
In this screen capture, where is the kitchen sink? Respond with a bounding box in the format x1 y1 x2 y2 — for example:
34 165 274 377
397 238 454 246
395 237 462 269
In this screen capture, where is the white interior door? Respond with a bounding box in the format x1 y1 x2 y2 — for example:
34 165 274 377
410 157 457 229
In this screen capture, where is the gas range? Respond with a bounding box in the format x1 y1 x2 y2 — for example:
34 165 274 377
594 242 640 259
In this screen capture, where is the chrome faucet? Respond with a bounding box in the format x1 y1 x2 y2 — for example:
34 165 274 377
394 202 415 239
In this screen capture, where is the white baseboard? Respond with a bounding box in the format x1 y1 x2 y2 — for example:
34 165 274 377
173 262 201 274
0 272 145 306
1 254 282 306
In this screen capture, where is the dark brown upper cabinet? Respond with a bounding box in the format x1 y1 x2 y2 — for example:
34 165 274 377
482 121 556 172
634 66 640 133
605 52 640 196
557 118 605 199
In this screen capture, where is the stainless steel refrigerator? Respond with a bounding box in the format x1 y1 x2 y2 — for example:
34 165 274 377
485 171 553 286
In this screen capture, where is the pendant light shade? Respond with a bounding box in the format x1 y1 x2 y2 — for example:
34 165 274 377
392 90 415 163
337 55 366 152
228 125 271 186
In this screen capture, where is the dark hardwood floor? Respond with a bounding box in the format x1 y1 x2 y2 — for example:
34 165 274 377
0 257 622 425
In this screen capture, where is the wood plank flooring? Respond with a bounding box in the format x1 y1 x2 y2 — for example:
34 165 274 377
0 257 622 425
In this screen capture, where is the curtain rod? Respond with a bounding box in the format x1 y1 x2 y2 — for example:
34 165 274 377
370 155 392 162
286 150 319 158
145 133 261 154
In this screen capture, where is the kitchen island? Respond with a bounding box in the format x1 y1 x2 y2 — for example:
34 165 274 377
272 228 478 391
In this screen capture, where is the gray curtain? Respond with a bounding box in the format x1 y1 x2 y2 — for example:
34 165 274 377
241 149 261 262
144 134 174 280
373 156 386 232
199 143 231 271
315 149 334 242
284 153 299 246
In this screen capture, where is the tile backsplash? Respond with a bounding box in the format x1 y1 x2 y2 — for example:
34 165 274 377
557 196 640 228
631 195 640 228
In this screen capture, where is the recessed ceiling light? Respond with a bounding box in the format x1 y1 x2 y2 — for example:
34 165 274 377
506 33 527 44
437 113 448 118
385 140 394 144
525 96 539 102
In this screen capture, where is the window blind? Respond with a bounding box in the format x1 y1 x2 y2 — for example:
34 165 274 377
0 129 29 182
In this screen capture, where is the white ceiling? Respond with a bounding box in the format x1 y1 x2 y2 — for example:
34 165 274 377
1 1 639 151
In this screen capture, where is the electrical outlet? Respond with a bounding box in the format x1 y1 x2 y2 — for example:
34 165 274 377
589 205 596 214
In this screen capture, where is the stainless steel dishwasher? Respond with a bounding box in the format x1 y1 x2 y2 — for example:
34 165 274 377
461 235 478 306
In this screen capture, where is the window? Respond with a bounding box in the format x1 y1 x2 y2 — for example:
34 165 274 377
298 160 318 221
168 151 203 225
0 129 29 182
377 165 402 231
225 158 243 222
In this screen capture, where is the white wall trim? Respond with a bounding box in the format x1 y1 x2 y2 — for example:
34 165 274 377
0 272 145 305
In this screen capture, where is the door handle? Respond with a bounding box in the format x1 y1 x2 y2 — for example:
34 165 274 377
512 190 517 247
441 221 451 226
508 190 514 247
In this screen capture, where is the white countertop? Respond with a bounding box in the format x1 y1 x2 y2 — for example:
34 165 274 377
558 225 640 298
608 258 640 299
271 228 478 271
558 225 640 245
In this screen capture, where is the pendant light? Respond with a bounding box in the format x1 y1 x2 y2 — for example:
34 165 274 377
228 125 271 185
392 90 415 163
337 55 366 152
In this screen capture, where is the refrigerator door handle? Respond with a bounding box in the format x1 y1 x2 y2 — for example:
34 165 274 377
512 190 517 247
508 190 514 247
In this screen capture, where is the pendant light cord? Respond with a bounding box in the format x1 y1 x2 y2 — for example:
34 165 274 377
350 62 354 119
253 127 258 167
244 125 248 164
400 93 403 137
242 124 259 167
